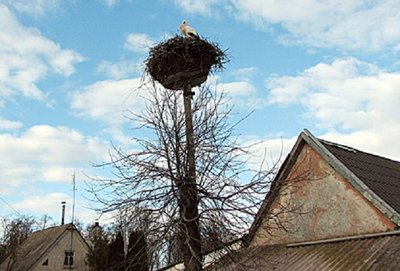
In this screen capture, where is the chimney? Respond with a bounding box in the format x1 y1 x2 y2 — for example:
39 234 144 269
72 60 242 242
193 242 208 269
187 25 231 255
90 220 102 239
61 201 66 225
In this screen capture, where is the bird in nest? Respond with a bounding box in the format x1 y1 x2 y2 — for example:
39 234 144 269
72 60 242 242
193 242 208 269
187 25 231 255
179 20 198 38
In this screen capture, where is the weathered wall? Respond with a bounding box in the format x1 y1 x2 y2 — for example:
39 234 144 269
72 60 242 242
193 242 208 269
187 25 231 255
252 144 396 246
32 230 89 271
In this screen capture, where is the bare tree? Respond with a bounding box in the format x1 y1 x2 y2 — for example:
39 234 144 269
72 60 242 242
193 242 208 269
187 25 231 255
36 214 55 230
0 215 37 264
88 85 276 270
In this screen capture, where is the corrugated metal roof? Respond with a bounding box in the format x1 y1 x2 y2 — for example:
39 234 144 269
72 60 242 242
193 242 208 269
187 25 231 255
211 231 400 271
322 140 400 213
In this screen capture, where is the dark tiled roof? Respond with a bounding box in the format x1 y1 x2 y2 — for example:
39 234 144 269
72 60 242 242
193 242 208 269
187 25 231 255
211 231 400 271
321 140 400 213
0 224 73 271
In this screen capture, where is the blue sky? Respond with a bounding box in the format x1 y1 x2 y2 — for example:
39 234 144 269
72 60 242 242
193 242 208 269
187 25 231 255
1 0 400 226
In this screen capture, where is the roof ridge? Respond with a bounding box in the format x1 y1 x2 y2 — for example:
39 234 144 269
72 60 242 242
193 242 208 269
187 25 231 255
319 138 400 165
286 230 400 248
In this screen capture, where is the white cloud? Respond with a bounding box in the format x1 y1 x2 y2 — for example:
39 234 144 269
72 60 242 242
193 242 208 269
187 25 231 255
217 80 265 108
243 135 297 171
209 71 264 109
218 81 257 97
174 0 223 16
70 78 148 125
98 60 142 80
0 5 83 102
124 33 155 54
13 192 71 214
231 67 257 81
11 192 99 224
42 166 79 183
0 125 108 186
103 0 119 7
1 0 60 16
0 117 23 130
266 57 400 160
173 0 400 51
232 0 400 51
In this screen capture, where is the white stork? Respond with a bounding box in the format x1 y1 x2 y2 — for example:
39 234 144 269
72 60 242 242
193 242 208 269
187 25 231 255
179 20 198 38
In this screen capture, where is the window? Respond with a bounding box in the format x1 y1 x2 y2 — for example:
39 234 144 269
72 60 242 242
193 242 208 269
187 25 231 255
64 251 74 267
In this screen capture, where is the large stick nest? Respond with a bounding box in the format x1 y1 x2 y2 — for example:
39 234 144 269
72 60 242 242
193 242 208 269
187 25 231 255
145 35 228 90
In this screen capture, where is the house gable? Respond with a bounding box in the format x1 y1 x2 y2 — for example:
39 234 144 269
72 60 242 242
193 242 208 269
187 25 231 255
30 227 89 271
250 130 397 247
0 224 89 271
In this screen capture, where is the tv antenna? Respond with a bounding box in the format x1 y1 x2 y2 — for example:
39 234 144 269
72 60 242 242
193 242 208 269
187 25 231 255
71 171 76 224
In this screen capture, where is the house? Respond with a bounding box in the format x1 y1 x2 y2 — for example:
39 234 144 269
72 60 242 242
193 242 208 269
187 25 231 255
0 223 90 271
210 129 400 270
159 240 242 271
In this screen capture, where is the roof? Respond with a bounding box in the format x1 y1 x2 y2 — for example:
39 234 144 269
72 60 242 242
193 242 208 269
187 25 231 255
246 129 400 245
0 223 87 271
321 140 400 214
211 230 400 271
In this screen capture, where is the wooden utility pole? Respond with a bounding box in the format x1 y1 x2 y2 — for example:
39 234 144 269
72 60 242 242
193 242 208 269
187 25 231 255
145 35 227 270
179 84 202 271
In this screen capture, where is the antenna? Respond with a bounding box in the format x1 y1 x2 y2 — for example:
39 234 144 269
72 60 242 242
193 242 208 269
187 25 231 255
71 171 76 225
69 172 76 271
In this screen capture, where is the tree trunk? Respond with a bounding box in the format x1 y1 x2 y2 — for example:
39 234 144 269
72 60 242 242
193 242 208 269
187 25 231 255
179 84 202 271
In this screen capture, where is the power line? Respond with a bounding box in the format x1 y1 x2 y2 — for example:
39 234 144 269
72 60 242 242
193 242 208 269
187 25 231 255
0 196 21 216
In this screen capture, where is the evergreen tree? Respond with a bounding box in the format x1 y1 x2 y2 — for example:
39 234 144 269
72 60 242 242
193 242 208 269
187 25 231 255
87 227 109 271
126 230 148 271
108 231 125 271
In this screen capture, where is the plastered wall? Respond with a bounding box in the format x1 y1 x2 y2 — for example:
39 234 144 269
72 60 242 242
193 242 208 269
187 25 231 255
252 144 396 246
